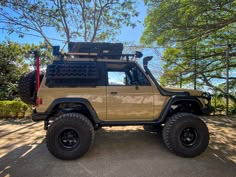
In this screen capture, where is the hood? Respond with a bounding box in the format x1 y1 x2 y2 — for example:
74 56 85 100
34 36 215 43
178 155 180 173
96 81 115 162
164 87 203 96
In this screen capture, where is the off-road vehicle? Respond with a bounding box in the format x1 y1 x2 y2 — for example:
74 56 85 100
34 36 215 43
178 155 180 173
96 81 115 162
18 42 211 160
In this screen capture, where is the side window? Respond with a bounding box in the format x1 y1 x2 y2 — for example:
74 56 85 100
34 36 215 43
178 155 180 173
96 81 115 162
106 63 150 86
108 72 126 86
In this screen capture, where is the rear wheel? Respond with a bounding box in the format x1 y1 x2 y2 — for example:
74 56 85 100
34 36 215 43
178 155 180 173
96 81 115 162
46 113 94 160
162 113 209 157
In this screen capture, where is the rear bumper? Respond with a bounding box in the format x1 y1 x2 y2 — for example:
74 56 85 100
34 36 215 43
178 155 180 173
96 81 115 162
32 110 48 121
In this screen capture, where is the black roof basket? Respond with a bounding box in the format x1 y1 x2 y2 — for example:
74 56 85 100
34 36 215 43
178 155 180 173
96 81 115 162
52 42 143 60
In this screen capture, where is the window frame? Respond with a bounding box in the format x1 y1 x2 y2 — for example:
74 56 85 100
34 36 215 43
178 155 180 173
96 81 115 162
105 62 151 86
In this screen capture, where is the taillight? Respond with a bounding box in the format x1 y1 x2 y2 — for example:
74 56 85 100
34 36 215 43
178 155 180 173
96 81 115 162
36 97 43 106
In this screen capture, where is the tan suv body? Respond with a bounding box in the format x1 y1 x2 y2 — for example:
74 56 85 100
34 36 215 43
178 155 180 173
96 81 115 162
37 60 168 121
34 59 210 123
19 42 211 160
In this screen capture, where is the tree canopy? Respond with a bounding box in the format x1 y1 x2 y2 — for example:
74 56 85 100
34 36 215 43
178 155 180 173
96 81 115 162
141 0 236 100
0 0 139 45
0 41 52 100
141 0 236 46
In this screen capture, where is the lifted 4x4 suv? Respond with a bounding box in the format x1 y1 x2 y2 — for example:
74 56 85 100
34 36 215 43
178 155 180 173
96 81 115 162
18 42 211 160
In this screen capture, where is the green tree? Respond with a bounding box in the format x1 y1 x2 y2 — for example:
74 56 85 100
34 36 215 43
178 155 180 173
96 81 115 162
0 0 139 45
0 41 53 100
141 0 236 100
141 0 236 46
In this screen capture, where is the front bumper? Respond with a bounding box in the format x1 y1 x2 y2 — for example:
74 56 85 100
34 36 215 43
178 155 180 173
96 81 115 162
199 92 212 115
201 106 213 115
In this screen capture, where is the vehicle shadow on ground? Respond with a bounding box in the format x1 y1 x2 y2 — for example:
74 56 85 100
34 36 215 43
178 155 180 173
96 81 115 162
0 127 235 177
0 140 46 177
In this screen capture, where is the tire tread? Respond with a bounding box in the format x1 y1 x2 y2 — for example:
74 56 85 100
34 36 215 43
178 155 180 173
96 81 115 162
46 113 94 160
162 112 209 157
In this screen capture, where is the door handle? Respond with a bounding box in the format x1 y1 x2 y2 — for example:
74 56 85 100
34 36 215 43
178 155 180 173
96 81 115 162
110 92 118 95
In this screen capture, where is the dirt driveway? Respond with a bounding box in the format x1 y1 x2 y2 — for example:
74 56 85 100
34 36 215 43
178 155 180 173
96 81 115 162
0 116 235 177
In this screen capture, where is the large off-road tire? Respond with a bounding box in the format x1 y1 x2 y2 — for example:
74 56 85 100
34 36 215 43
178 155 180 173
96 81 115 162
46 113 95 160
162 113 209 157
18 71 44 105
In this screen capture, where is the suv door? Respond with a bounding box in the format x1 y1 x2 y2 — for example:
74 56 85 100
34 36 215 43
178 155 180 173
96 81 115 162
106 62 154 121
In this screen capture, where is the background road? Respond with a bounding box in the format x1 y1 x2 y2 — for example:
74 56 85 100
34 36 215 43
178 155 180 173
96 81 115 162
0 116 235 177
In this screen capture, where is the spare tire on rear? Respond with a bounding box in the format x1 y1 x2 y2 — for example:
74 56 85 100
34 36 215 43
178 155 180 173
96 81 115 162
18 71 43 105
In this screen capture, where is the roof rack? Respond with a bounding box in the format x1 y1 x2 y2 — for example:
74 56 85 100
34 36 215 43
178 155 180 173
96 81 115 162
52 42 143 61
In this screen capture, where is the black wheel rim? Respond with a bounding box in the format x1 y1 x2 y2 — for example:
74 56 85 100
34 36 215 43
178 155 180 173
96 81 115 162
180 127 198 147
58 128 80 149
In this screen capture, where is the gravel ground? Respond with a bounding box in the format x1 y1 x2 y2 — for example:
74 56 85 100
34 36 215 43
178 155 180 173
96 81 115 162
0 116 235 177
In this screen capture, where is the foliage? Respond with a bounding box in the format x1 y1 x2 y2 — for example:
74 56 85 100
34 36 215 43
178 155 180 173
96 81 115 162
0 0 139 45
141 0 236 105
0 42 28 100
211 94 236 115
0 100 31 118
211 95 225 115
0 41 53 100
141 0 236 46
229 105 236 115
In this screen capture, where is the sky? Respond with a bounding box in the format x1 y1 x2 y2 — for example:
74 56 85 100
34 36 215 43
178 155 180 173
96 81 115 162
0 1 147 46
0 16 146 46
0 1 163 80
0 2 234 93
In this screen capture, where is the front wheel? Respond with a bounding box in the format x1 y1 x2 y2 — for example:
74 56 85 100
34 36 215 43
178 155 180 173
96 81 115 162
162 113 209 157
46 113 94 160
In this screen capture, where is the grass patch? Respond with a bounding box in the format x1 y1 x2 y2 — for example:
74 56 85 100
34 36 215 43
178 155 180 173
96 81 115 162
0 100 31 118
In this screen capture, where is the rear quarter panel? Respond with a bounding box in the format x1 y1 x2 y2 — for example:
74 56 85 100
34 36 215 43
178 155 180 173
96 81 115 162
37 78 107 120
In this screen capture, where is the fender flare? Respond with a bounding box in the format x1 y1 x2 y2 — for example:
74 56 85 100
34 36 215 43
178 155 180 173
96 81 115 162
158 96 203 123
46 98 100 124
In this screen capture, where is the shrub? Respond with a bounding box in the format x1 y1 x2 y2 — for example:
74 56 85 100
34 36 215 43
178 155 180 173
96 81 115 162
229 105 236 115
0 100 31 118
